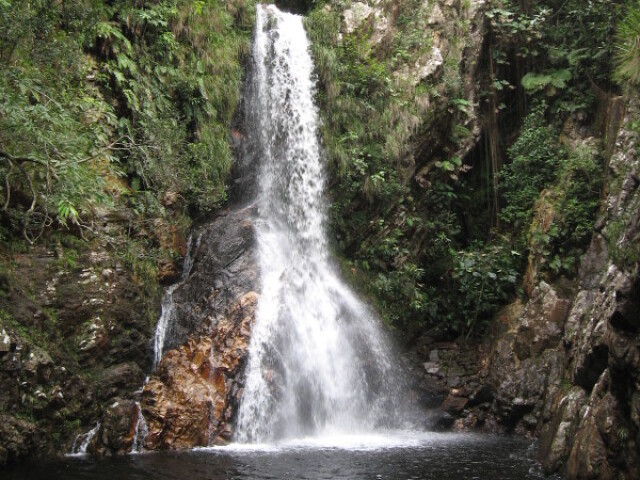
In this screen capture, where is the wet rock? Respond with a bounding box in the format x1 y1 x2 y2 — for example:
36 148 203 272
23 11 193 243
467 384 494 407
157 259 180 284
427 411 455 431
609 272 640 333
513 282 570 359
98 363 145 402
441 394 468 415
538 387 587 474
0 415 36 465
567 413 610 480
142 292 258 449
163 206 258 354
491 349 564 430
415 377 449 409
578 234 609 290
99 399 138 455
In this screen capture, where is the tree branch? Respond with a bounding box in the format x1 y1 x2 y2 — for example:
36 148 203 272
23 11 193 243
0 149 48 167
3 159 13 211
0 149 59 180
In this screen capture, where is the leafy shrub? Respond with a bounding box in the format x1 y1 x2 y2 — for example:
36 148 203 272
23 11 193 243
499 104 563 228
453 241 520 336
0 0 253 243
530 141 603 276
614 1 640 87
501 105 602 278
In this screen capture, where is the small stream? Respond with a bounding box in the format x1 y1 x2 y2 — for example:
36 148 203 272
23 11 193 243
7 433 558 480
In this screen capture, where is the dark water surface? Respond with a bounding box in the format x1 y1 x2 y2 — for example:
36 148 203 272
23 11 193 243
6 432 559 480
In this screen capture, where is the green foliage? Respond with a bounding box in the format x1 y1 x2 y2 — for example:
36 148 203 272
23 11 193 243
614 1 640 87
96 0 254 214
499 105 563 228
500 104 602 278
0 1 118 240
521 69 572 94
0 0 253 244
486 0 624 118
453 241 520 335
306 0 521 338
305 0 617 341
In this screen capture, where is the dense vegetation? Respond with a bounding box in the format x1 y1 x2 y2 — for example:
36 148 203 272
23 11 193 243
306 0 635 339
1 0 638 343
0 0 255 456
1 0 253 264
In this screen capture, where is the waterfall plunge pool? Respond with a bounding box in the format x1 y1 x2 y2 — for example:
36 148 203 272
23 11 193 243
7 432 560 479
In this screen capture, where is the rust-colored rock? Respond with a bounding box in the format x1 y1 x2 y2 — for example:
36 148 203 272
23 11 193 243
441 395 468 416
141 292 258 449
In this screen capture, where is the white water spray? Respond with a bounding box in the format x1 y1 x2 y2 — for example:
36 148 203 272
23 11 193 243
235 5 407 443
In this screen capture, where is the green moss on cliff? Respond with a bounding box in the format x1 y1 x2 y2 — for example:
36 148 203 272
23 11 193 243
308 0 620 339
0 0 256 463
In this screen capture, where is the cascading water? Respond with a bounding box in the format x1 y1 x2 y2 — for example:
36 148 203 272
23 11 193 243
235 5 410 443
67 422 100 456
131 402 149 454
153 233 201 367
131 233 201 451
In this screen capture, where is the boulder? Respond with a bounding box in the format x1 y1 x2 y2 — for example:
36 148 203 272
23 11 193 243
162 206 258 354
342 3 374 34
441 394 468 415
0 415 36 465
142 292 258 449
100 399 138 455
98 362 145 402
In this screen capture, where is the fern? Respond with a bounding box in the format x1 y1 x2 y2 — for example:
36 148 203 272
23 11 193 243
521 69 572 93
614 2 640 86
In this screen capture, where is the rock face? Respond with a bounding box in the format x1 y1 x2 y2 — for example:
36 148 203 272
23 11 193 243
489 282 570 432
0 197 258 461
97 205 260 451
161 206 258 354
142 292 258 448
412 101 640 479
547 103 640 479
0 235 158 463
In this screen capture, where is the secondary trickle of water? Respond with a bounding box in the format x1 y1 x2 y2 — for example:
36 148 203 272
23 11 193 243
153 233 202 367
235 5 407 443
67 422 100 456
131 402 149 454
133 233 201 452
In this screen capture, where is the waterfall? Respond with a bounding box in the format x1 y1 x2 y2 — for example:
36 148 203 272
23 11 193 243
131 402 149 454
235 5 408 443
132 233 201 452
153 233 202 367
67 422 100 456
